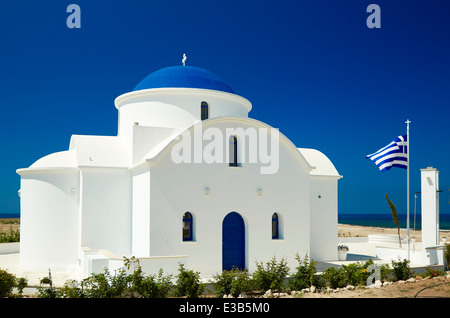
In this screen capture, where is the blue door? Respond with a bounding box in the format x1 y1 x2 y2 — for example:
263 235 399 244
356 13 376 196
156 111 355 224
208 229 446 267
222 212 245 271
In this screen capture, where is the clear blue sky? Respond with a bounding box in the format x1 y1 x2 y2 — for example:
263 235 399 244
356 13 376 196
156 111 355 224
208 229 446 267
1 0 449 216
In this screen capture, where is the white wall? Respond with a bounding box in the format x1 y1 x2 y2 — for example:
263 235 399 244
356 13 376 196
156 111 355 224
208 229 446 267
421 167 440 249
139 119 311 277
375 245 445 266
118 101 198 143
80 169 132 257
115 88 251 142
131 166 151 257
131 125 179 165
309 177 338 261
19 170 80 271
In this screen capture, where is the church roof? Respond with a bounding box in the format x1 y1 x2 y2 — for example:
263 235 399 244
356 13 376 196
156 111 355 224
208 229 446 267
133 66 234 93
298 148 342 178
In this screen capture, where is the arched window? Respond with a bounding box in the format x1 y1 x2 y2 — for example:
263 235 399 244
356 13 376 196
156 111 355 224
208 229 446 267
201 101 209 121
229 135 238 167
182 212 193 241
272 213 279 239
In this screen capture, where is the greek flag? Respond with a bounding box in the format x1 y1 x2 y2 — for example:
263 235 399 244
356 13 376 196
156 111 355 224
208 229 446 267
366 135 407 172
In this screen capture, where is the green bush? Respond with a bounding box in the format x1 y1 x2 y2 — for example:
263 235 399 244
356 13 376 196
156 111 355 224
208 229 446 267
146 269 173 298
81 270 115 298
422 266 445 278
28 254 425 298
231 269 253 296
0 227 20 243
37 277 61 298
252 257 289 291
322 260 375 288
379 263 391 282
342 260 373 286
60 280 85 298
390 258 412 281
323 266 347 289
212 268 252 297
39 257 174 298
124 257 173 298
174 263 205 298
212 269 235 297
0 269 27 297
289 254 324 290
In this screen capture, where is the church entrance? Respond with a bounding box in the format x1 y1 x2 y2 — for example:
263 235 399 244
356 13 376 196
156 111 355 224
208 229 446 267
222 212 245 271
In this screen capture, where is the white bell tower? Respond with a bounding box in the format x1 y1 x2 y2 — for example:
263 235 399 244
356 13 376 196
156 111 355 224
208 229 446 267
420 167 440 249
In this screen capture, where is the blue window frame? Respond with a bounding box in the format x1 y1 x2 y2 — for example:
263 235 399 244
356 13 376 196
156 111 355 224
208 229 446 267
201 101 208 121
183 212 193 241
272 213 279 239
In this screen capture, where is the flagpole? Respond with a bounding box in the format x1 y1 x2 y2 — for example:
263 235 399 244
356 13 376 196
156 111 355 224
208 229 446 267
406 119 411 261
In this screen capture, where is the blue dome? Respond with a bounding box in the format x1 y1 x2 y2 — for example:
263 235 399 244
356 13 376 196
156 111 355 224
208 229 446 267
133 66 234 93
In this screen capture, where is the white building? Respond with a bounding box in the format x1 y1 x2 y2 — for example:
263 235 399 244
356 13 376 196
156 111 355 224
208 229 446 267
17 65 342 278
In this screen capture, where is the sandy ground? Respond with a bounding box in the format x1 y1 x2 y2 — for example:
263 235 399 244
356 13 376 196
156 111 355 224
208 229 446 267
0 218 20 233
299 275 450 298
338 223 450 243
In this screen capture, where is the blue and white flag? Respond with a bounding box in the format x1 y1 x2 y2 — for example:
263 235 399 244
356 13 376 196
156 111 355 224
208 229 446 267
366 135 407 172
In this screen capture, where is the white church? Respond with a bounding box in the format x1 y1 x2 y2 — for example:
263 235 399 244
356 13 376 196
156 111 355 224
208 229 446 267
17 62 342 278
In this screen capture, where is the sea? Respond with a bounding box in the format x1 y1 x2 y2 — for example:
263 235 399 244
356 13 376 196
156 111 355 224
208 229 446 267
0 213 20 219
339 213 450 231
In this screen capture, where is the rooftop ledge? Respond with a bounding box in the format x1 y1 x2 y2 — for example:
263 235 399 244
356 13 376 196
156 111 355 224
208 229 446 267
114 87 252 112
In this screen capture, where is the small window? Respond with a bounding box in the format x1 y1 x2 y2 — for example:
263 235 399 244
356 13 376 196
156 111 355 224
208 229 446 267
272 213 279 239
183 212 193 241
229 135 238 167
201 101 208 121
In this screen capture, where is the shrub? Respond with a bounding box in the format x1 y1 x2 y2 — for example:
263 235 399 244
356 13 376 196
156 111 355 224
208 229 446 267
37 271 62 298
0 227 20 243
422 266 445 278
378 263 390 282
212 268 252 297
342 261 373 286
78 271 109 298
29 254 422 298
289 254 324 290
252 257 289 291
124 257 173 298
212 269 235 297
344 263 362 286
174 263 205 298
60 280 85 298
0 269 27 297
79 258 174 298
0 269 17 297
323 260 376 288
390 258 412 281
323 266 347 289
55 257 174 298
16 277 27 296
132 269 173 298
231 269 253 296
